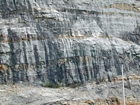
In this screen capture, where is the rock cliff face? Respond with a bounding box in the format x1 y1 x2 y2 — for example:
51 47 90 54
0 0 140 87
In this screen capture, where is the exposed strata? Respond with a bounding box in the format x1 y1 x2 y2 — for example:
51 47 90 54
0 0 140 89
0 81 140 105
0 0 140 104
105 3 140 12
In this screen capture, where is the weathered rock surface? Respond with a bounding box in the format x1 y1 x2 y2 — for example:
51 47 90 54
0 81 140 105
0 0 140 89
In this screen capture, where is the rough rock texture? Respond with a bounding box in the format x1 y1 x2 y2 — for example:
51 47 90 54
0 82 140 105
0 0 140 88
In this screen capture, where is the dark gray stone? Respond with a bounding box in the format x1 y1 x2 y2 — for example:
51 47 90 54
0 0 140 87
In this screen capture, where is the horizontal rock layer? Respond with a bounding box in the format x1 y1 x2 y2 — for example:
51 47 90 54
0 0 140 87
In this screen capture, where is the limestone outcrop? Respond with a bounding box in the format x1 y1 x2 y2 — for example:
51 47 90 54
0 0 140 88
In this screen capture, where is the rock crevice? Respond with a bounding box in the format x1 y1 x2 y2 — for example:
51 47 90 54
0 0 140 87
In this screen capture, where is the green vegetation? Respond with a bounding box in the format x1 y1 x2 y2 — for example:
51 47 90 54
42 83 62 88
12 82 15 85
23 21 26 24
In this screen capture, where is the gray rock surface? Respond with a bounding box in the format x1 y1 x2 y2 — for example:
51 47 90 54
0 0 140 89
0 81 140 105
